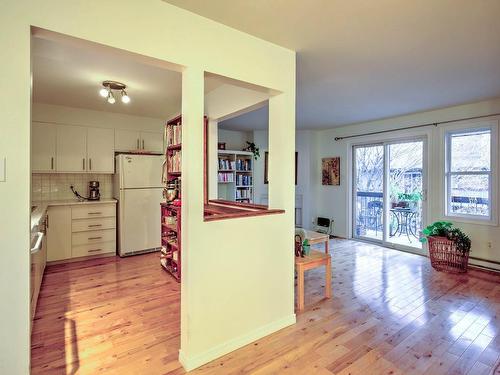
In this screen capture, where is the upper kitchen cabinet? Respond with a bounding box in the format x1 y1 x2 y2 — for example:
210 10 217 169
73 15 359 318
140 131 164 153
115 129 164 154
56 125 88 173
87 127 115 173
32 122 57 173
55 125 115 173
115 129 141 152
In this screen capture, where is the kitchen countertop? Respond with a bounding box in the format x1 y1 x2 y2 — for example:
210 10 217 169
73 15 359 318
31 199 117 231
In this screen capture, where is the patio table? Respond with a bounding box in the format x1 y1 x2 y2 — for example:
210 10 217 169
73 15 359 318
390 207 418 243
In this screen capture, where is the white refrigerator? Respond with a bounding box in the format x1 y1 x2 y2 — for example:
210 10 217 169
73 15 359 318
114 154 164 257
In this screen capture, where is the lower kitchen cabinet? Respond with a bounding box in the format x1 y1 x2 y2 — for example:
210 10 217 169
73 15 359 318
46 202 116 262
47 206 72 261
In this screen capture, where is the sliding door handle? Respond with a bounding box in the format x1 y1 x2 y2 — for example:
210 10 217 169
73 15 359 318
83 158 86 170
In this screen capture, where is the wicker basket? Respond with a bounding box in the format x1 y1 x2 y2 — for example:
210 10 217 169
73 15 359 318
428 236 469 273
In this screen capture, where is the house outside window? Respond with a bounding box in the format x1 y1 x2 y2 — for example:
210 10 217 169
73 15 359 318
445 121 498 224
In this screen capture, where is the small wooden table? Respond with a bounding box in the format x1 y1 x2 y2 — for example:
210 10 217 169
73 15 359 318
295 250 331 311
303 229 330 253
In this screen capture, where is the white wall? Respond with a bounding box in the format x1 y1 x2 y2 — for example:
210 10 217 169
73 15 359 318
312 97 500 270
218 129 252 150
0 1 296 373
252 130 315 229
33 103 164 132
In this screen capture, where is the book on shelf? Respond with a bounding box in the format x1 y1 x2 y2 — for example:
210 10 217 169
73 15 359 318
218 158 236 171
218 172 234 183
168 150 182 173
166 122 182 146
236 188 252 199
236 158 251 171
236 174 252 186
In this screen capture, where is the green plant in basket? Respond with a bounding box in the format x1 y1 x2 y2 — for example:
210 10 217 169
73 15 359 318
420 221 471 254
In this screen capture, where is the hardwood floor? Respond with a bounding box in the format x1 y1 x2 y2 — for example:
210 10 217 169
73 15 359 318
31 239 500 374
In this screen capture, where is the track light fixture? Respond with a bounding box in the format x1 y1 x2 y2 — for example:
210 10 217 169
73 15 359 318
99 81 130 104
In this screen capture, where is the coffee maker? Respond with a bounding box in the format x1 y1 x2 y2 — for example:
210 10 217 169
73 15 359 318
88 181 100 201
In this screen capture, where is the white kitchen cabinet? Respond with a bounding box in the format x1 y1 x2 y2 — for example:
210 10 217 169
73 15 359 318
115 129 141 152
56 125 87 173
87 127 115 173
32 122 57 172
45 203 116 262
140 131 164 153
115 129 163 153
47 206 72 261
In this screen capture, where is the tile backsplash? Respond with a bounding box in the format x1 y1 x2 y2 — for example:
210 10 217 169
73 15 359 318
32 173 113 201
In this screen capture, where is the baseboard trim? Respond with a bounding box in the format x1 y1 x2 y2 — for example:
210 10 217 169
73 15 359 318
179 313 296 372
469 258 500 272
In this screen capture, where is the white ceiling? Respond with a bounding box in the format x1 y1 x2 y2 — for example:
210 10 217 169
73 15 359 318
166 0 500 129
32 35 183 119
219 105 268 131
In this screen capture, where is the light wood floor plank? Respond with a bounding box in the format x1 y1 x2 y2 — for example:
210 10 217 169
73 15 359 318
31 239 500 374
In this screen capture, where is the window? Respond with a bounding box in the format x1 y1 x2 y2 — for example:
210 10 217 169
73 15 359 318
445 125 496 222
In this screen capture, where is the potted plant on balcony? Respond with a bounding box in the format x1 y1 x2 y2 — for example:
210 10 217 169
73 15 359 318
397 192 422 209
420 221 471 273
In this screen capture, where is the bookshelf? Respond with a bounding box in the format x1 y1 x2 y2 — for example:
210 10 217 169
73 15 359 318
217 150 254 203
161 115 208 281
161 115 183 281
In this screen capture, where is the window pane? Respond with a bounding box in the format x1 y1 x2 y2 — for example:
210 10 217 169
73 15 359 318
450 129 490 172
449 174 489 216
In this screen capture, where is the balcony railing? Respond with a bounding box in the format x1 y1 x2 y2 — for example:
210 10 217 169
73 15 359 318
355 191 489 238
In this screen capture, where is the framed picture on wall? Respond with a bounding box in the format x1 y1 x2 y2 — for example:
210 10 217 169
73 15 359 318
265 151 298 185
322 157 340 185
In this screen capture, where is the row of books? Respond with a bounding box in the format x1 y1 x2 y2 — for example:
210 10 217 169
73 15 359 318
217 173 234 182
235 159 252 171
218 172 234 183
236 189 252 199
236 175 252 186
168 150 181 173
218 158 236 171
166 122 182 146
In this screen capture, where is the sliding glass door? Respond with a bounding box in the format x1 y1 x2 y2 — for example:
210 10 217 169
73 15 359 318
353 138 426 251
353 144 384 242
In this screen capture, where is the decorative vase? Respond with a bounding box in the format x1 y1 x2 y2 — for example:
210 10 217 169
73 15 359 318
302 244 311 256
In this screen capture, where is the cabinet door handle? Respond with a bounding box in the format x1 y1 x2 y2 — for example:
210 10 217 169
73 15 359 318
88 249 102 253
88 224 102 228
89 158 92 171
142 140 145 149
137 139 140 149
51 157 54 170
88 212 102 215
88 236 102 240
83 158 86 170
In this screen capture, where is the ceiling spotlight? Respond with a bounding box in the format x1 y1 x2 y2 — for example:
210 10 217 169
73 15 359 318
99 87 109 97
121 90 130 104
99 81 129 105
107 91 116 104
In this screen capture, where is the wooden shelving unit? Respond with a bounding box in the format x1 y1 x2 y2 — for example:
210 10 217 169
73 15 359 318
160 203 181 281
160 115 183 281
160 115 208 281
217 150 254 203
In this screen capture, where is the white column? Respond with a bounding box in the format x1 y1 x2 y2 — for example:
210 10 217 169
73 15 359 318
180 66 205 358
